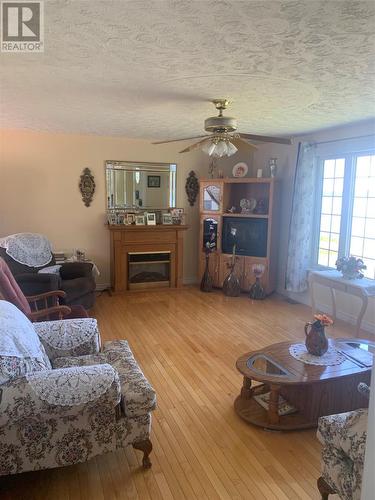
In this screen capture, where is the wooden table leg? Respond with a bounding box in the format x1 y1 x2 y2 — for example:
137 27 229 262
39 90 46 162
240 376 252 399
268 385 280 425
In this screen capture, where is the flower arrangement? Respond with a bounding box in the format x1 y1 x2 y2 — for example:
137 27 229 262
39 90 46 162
252 264 265 278
336 256 366 279
313 314 334 328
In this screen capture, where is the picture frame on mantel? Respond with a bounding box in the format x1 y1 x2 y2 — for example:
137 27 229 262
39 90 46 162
147 175 160 188
135 215 145 225
146 213 156 225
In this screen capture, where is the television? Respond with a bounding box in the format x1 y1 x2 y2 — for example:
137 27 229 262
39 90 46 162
222 217 268 257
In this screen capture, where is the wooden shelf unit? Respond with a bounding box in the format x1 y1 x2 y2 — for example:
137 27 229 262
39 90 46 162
199 178 280 295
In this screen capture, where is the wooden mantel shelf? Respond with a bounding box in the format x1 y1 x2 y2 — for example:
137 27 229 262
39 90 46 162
108 224 188 292
108 224 189 231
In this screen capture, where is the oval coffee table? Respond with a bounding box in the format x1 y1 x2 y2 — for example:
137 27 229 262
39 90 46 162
234 338 373 430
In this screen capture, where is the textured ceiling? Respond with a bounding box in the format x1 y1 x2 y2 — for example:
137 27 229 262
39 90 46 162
1 0 374 139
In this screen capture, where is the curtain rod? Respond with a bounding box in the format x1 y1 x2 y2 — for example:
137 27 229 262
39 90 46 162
315 133 375 146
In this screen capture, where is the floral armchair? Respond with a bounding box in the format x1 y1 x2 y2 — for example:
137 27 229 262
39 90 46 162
0 300 156 475
316 385 369 500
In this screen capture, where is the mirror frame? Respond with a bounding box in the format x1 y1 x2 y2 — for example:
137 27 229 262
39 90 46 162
105 160 177 209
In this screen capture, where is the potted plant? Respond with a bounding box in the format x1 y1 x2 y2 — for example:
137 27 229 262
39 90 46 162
336 256 366 280
304 314 334 356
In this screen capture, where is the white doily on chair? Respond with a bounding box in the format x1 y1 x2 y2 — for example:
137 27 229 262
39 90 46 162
0 233 52 267
289 343 346 366
26 364 118 406
34 318 99 351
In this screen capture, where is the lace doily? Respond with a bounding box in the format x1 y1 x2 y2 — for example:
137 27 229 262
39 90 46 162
289 343 346 366
34 318 99 351
26 364 119 406
0 301 50 363
0 233 52 267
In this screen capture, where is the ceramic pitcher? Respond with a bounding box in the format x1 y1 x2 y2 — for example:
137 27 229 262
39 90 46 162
304 321 329 356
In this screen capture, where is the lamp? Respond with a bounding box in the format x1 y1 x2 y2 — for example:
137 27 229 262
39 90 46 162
201 136 238 158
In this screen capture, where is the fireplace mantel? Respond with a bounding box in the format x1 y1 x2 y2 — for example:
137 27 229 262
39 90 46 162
108 225 188 292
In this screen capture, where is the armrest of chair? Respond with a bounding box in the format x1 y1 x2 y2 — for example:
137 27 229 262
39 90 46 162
60 262 93 279
317 408 368 464
0 364 121 426
33 317 101 360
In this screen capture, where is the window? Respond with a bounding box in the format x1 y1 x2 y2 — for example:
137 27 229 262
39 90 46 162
316 152 375 279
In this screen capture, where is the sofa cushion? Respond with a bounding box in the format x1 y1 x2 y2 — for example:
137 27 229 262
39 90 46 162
0 300 51 385
52 340 156 417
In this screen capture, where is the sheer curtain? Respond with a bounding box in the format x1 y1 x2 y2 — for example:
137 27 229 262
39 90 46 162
285 142 318 292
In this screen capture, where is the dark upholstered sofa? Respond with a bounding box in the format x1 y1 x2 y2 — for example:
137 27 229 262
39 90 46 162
0 248 96 309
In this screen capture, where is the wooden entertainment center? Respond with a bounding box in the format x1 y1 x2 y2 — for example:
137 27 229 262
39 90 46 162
199 178 279 294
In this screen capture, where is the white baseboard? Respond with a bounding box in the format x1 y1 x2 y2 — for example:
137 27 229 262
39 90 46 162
96 283 111 291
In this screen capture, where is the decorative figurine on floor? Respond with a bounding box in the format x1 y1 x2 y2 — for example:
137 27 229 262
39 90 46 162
304 314 333 356
223 228 241 297
200 222 217 292
249 264 266 300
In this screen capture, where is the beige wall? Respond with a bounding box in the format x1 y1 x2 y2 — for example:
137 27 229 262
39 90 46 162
0 129 216 287
251 120 375 332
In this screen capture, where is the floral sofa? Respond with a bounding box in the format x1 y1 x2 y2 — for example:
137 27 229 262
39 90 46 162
0 300 156 475
316 405 368 500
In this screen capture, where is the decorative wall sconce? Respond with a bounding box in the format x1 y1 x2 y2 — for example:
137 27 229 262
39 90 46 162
79 168 95 207
185 170 199 206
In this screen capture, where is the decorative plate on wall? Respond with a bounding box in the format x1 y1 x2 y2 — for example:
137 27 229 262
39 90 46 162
232 162 248 178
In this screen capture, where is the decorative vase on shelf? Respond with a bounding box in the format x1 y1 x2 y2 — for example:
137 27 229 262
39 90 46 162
249 264 266 300
269 158 277 178
304 315 333 356
200 253 213 292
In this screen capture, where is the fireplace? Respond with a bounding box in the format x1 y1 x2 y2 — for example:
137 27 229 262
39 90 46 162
128 251 171 289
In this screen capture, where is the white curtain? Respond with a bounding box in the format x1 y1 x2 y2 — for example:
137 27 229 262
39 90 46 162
285 142 318 292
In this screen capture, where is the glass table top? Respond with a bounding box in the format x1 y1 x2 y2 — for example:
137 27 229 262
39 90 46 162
335 339 375 355
246 353 292 378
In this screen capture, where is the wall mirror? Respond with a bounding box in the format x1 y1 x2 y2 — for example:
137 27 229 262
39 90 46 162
106 161 176 209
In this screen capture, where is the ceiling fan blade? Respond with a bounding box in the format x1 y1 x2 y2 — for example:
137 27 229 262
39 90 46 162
153 135 209 145
231 137 258 151
179 138 211 153
240 133 292 145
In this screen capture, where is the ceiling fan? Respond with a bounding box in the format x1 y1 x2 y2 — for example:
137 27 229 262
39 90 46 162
153 99 292 158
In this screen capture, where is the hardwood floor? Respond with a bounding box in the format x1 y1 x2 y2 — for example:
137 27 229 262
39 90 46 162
2 287 368 499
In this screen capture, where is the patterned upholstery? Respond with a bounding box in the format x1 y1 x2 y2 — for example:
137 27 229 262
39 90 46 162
0 313 156 475
317 408 368 500
52 340 157 417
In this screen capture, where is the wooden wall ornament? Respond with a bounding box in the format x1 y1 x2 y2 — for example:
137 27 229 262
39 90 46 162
185 170 199 206
79 168 95 207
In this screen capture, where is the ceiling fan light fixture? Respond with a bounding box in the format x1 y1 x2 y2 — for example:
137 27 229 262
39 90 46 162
201 140 216 156
213 140 227 157
226 141 238 157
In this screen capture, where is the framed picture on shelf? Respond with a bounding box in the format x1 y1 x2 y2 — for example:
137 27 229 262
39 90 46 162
147 175 160 188
126 213 135 225
162 213 173 225
135 215 145 225
117 213 126 224
146 213 156 225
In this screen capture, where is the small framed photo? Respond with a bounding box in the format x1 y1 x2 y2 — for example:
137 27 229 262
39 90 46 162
162 213 173 225
126 213 135 225
135 215 145 225
147 175 160 188
107 212 117 225
146 212 156 225
117 213 126 224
